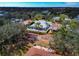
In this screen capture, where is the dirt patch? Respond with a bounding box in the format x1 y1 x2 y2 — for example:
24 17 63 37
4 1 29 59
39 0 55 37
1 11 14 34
26 46 60 56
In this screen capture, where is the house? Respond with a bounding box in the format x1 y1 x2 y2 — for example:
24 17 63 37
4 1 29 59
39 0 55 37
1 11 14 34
26 19 62 34
26 20 52 34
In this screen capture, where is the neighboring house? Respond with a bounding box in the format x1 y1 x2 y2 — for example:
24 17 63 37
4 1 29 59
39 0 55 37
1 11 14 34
52 16 60 20
75 15 79 21
11 18 23 23
52 16 71 21
0 11 9 17
64 18 71 21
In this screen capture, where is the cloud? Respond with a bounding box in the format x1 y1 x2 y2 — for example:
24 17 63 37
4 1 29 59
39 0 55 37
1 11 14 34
64 2 79 7
65 2 77 5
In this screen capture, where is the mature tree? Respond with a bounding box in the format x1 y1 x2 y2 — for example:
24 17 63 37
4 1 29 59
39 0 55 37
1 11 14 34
33 13 44 20
0 23 29 56
49 14 79 56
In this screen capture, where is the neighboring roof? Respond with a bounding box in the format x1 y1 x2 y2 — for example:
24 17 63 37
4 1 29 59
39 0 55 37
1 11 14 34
53 17 60 20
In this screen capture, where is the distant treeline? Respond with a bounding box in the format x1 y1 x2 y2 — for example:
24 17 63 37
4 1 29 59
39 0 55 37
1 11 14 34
0 7 79 18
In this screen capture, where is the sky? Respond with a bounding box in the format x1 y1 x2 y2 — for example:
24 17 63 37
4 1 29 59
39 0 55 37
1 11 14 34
0 2 79 7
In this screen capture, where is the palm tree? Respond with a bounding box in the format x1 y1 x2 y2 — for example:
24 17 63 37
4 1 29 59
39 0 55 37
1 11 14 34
35 22 42 30
33 13 44 20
